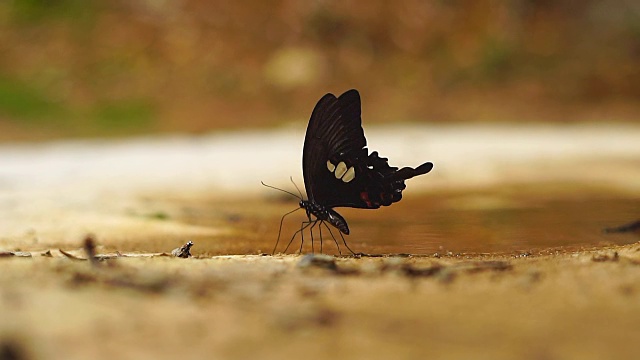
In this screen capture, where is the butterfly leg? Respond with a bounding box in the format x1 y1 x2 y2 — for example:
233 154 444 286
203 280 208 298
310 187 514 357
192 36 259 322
323 223 356 255
311 223 315 253
273 207 302 255
284 220 313 254
307 220 319 253
337 230 356 255
322 222 342 256
319 223 323 253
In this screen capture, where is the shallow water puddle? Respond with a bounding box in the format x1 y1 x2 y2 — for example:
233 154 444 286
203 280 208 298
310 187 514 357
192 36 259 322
167 188 639 256
347 196 639 255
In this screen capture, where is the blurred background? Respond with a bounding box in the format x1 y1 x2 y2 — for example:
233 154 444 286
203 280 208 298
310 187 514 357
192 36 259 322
1 0 639 141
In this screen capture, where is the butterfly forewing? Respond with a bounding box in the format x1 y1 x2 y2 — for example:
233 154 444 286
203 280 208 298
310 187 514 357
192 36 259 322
303 89 434 211
303 90 367 206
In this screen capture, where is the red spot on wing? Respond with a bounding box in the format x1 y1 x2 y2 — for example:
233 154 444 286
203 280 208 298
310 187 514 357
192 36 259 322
360 191 373 207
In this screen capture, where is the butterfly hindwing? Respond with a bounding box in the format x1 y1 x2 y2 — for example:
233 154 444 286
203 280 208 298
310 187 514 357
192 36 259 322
303 89 433 209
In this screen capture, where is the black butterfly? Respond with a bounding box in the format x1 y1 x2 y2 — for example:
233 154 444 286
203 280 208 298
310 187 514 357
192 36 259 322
269 89 433 254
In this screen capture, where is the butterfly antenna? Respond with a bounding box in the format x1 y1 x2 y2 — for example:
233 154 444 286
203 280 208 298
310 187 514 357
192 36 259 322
261 181 302 200
289 176 304 199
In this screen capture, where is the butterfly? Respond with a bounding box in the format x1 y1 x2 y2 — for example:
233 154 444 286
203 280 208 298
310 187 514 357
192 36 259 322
268 89 433 255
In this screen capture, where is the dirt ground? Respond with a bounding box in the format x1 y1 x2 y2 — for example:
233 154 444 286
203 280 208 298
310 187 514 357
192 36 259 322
1 242 640 360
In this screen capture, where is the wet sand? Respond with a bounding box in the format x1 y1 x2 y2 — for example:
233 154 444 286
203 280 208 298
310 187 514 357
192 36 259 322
1 123 639 359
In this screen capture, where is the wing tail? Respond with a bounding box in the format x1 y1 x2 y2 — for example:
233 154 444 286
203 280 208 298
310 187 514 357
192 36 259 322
395 162 433 180
360 153 433 207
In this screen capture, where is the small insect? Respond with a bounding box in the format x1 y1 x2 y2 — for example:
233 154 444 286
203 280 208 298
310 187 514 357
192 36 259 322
265 89 433 255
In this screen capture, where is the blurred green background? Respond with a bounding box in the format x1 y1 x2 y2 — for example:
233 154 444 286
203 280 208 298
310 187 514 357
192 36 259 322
0 0 639 141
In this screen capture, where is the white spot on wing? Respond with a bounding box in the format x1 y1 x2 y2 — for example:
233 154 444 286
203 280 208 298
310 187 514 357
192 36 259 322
327 160 336 172
342 166 355 183
335 162 347 178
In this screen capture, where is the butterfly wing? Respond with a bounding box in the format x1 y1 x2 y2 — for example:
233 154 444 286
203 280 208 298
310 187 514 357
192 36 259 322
302 89 366 206
303 89 433 209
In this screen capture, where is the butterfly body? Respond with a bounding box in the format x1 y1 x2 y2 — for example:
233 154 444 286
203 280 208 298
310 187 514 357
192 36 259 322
299 199 349 235
273 89 433 254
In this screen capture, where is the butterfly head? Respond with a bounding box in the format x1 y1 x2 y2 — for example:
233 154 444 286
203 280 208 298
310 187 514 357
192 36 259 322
299 199 308 209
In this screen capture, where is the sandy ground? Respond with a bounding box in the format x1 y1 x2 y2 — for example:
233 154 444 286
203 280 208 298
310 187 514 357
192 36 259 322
2 246 640 360
1 123 639 359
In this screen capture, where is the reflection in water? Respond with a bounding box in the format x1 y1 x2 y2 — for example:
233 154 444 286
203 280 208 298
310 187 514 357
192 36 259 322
604 220 640 234
347 197 639 255
176 192 639 256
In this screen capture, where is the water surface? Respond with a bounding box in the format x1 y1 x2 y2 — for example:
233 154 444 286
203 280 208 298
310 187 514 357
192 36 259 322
166 189 639 256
